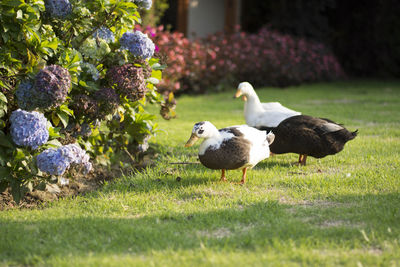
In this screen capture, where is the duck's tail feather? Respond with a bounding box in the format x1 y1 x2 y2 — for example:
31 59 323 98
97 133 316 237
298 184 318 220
350 129 358 140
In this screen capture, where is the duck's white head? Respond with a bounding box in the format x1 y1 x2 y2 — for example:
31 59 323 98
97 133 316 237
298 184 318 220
234 82 256 101
185 121 218 147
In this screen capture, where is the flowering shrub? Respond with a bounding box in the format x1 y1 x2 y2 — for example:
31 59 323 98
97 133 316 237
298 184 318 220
140 25 206 94
141 25 345 94
0 0 173 203
206 26 345 87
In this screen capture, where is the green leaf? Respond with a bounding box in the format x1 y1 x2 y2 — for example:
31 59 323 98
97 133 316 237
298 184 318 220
79 80 88 87
0 166 11 179
57 111 69 128
2 0 24 7
0 92 7 103
13 148 26 161
41 39 58 50
10 180 22 204
48 126 62 138
51 112 60 126
59 105 74 117
0 131 14 148
152 64 167 70
45 139 62 147
151 69 162 80
0 147 8 165
70 52 81 64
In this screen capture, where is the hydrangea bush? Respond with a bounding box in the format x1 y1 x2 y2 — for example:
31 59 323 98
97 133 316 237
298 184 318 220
0 0 173 203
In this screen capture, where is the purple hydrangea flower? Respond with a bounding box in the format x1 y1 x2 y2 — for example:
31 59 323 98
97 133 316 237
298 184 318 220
106 64 147 101
34 65 71 109
10 109 49 150
93 87 120 116
120 31 155 59
45 0 72 18
71 94 99 121
37 144 92 176
135 0 152 10
93 27 115 43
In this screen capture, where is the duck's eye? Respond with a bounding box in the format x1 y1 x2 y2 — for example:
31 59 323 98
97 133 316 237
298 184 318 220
198 129 204 134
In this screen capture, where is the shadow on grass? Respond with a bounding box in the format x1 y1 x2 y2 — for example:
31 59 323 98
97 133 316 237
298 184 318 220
256 159 294 169
1 193 399 265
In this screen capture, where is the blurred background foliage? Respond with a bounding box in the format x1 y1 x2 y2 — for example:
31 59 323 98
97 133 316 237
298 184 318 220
240 0 400 77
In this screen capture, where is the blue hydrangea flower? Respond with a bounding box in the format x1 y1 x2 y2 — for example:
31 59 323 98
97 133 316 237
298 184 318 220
93 27 115 43
59 144 90 165
45 0 72 18
36 148 70 175
37 144 92 176
135 0 152 10
120 31 155 59
15 82 35 110
10 109 49 150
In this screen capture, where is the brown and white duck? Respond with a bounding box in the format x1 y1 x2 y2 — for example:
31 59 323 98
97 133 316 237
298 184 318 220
185 121 275 184
234 82 301 130
267 115 358 165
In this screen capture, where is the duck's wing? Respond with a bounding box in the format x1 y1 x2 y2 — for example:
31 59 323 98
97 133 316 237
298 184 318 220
200 127 251 170
254 109 300 128
262 102 301 114
316 122 344 134
261 102 283 110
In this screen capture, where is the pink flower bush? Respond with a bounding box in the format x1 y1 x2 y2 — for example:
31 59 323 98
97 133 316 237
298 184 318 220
139 25 345 94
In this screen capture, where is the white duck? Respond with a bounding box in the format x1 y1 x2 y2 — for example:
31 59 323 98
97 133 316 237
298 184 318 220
185 121 275 184
234 82 301 129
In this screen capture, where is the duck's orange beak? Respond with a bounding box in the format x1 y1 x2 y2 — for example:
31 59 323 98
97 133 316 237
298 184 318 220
234 90 242 98
185 133 199 147
234 90 247 101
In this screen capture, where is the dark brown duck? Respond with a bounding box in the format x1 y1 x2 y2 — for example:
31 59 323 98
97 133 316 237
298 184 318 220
260 115 358 165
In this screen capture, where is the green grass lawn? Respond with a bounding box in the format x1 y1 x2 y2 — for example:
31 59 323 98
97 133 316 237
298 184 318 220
1 80 400 266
